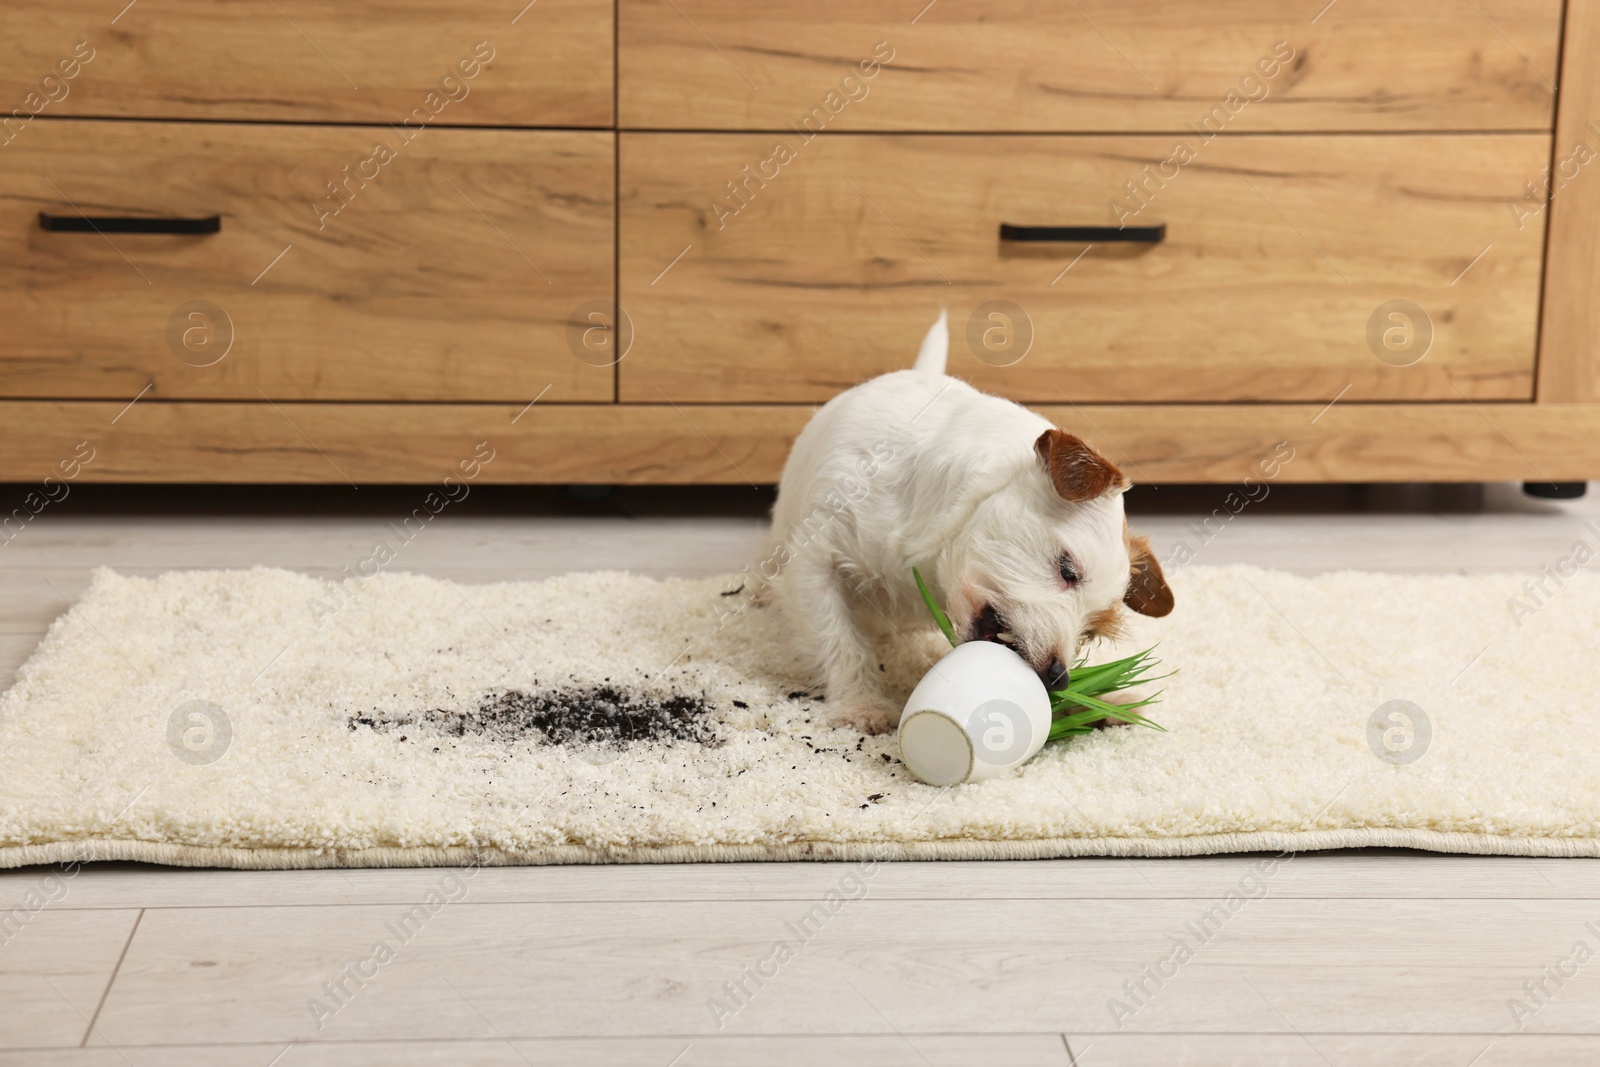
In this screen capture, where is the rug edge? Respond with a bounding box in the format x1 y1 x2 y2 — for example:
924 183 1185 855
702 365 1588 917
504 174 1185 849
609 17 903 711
6 830 1600 869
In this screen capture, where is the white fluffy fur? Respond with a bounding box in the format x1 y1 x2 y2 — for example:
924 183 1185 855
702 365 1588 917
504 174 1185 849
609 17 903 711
766 313 1142 732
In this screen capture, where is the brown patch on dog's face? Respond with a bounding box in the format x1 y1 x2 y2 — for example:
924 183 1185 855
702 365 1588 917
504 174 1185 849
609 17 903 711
1124 532 1174 617
1081 604 1127 645
1034 429 1128 503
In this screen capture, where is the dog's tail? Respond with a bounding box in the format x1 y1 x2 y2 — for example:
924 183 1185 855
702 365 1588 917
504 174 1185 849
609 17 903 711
912 307 948 375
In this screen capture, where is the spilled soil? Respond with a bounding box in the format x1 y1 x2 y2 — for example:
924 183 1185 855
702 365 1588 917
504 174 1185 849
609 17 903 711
349 685 719 751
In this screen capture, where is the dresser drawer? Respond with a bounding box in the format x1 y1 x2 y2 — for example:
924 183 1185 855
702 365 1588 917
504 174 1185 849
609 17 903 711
1 121 613 402
619 133 1545 404
620 0 1558 132
0 0 611 127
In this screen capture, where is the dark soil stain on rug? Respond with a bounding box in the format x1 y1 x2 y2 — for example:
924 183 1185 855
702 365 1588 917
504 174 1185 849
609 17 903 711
350 686 719 751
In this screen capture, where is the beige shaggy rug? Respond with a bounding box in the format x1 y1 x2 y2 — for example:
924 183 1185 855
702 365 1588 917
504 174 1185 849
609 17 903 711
2 563 1598 868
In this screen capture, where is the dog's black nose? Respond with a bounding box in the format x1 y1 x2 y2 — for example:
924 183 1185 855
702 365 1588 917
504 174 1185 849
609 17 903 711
1044 658 1070 690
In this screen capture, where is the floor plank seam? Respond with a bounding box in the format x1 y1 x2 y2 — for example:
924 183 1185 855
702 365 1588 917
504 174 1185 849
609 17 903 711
80 907 142 1048
6 1031 1597 1050
11 894 1600 912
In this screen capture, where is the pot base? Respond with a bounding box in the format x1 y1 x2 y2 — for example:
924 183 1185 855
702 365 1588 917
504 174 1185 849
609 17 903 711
899 710 975 786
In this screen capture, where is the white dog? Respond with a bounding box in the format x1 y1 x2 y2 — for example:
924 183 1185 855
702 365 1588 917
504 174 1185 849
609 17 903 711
764 311 1174 734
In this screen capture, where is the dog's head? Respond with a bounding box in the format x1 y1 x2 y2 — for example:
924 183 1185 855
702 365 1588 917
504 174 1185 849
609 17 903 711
944 429 1173 689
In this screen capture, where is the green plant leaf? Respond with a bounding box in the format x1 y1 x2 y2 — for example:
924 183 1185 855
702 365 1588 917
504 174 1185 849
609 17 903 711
913 566 958 648
1052 689 1167 732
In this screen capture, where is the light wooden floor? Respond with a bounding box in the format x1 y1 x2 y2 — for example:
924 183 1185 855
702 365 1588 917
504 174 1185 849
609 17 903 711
3 483 1599 1066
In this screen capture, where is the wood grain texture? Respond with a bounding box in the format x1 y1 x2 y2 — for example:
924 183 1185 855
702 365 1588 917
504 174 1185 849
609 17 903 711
620 133 1546 403
1537 1 1600 402
0 909 141 1049
6 1036 1600 1066
0 121 614 402
2 401 1599 483
619 0 1560 132
87 898 1600 1042
25 1037 1599 1065
0 1036 1074 1066
4 854 1595 912
1059 1035 1600 1066
0 0 612 127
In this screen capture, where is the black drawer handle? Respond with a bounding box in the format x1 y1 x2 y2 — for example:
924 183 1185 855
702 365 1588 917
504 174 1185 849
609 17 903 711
1000 222 1165 244
40 212 221 235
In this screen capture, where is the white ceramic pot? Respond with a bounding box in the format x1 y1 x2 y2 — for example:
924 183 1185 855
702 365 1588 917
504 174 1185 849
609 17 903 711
897 641 1053 786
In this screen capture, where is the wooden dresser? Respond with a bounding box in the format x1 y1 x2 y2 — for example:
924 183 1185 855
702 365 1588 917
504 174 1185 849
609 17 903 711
2 1 1597 485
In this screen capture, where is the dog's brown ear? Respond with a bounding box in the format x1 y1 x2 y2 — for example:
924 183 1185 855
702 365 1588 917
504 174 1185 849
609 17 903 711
1124 534 1174 618
1034 429 1127 503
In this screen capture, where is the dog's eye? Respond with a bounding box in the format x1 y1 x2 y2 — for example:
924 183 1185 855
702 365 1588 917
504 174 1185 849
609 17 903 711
1058 555 1080 586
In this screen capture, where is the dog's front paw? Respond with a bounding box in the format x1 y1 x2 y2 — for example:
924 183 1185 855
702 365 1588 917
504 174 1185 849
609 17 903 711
828 698 902 736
